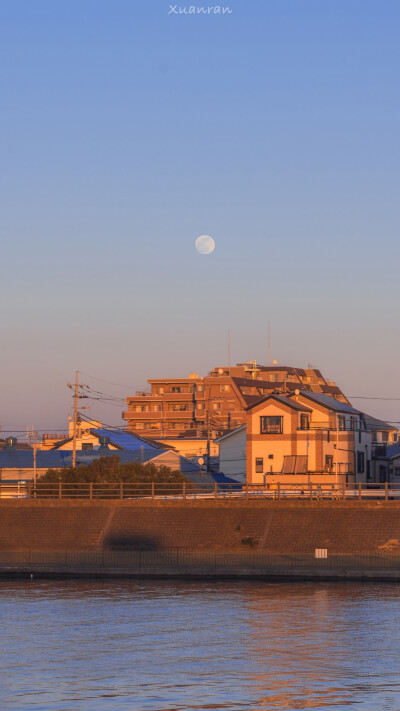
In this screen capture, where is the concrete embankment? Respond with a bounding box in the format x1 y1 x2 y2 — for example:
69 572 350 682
1 499 400 580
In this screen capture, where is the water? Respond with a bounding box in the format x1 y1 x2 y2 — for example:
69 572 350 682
1 580 400 710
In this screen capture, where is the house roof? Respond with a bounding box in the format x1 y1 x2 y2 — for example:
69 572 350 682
246 393 312 412
215 425 246 443
91 428 164 450
361 414 398 432
387 444 400 459
0 446 199 476
297 391 361 414
51 428 166 451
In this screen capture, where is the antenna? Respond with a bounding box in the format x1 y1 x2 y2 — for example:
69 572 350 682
228 329 231 371
267 321 271 366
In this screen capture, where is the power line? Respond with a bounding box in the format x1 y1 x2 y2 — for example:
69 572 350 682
79 371 140 390
350 396 400 401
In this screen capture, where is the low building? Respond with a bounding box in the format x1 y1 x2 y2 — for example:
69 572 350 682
215 426 246 483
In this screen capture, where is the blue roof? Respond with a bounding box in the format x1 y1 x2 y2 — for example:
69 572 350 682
387 444 400 459
0 447 200 479
91 428 162 450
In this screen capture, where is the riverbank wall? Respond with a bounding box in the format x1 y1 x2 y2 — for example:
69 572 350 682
2 499 400 580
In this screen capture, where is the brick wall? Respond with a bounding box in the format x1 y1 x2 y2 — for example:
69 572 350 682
1 500 400 554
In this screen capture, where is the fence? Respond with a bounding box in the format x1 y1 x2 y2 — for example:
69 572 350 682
1 481 400 501
1 547 400 575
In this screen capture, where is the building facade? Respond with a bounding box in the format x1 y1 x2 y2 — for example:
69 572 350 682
246 391 371 487
123 363 349 438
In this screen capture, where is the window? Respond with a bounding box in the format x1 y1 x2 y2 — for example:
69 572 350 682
171 387 182 393
325 455 333 470
338 416 346 431
82 443 93 451
357 451 365 474
255 457 264 473
260 416 283 434
300 414 310 430
197 403 204 410
213 402 221 410
382 432 389 443
220 384 230 392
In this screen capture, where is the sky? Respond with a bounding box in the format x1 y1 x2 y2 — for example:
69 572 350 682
1 0 400 432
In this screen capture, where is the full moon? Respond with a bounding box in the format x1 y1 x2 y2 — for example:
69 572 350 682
195 235 215 255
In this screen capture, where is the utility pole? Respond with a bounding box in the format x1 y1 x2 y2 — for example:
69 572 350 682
335 414 339 488
26 426 38 489
206 409 211 474
72 370 79 468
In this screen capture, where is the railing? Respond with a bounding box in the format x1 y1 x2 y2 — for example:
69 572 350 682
1 481 400 500
0 548 400 575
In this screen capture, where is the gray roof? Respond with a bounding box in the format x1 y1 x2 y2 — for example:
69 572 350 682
298 391 361 414
361 414 397 432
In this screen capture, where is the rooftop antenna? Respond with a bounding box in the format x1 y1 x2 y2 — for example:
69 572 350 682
267 321 271 366
228 329 231 372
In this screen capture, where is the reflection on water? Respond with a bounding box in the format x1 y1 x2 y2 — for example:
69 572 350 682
1 579 400 710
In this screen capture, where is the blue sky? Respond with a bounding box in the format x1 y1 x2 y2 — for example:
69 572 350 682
1 0 400 430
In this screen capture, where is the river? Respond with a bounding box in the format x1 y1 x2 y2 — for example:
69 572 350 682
1 579 400 710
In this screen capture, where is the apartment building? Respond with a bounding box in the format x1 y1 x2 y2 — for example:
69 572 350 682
123 362 349 438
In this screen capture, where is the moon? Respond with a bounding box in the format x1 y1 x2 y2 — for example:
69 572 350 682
195 235 215 255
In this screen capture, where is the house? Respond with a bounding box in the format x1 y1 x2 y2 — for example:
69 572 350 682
363 415 399 482
246 391 371 487
215 426 246 483
388 444 400 482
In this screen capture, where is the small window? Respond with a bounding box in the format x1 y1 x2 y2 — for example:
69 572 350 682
82 443 93 451
325 455 333 470
382 432 389 443
357 451 365 474
300 414 309 430
338 416 346 431
255 457 264 473
260 416 283 434
220 384 230 392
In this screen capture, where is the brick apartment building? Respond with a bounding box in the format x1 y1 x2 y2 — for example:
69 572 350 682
123 362 350 438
